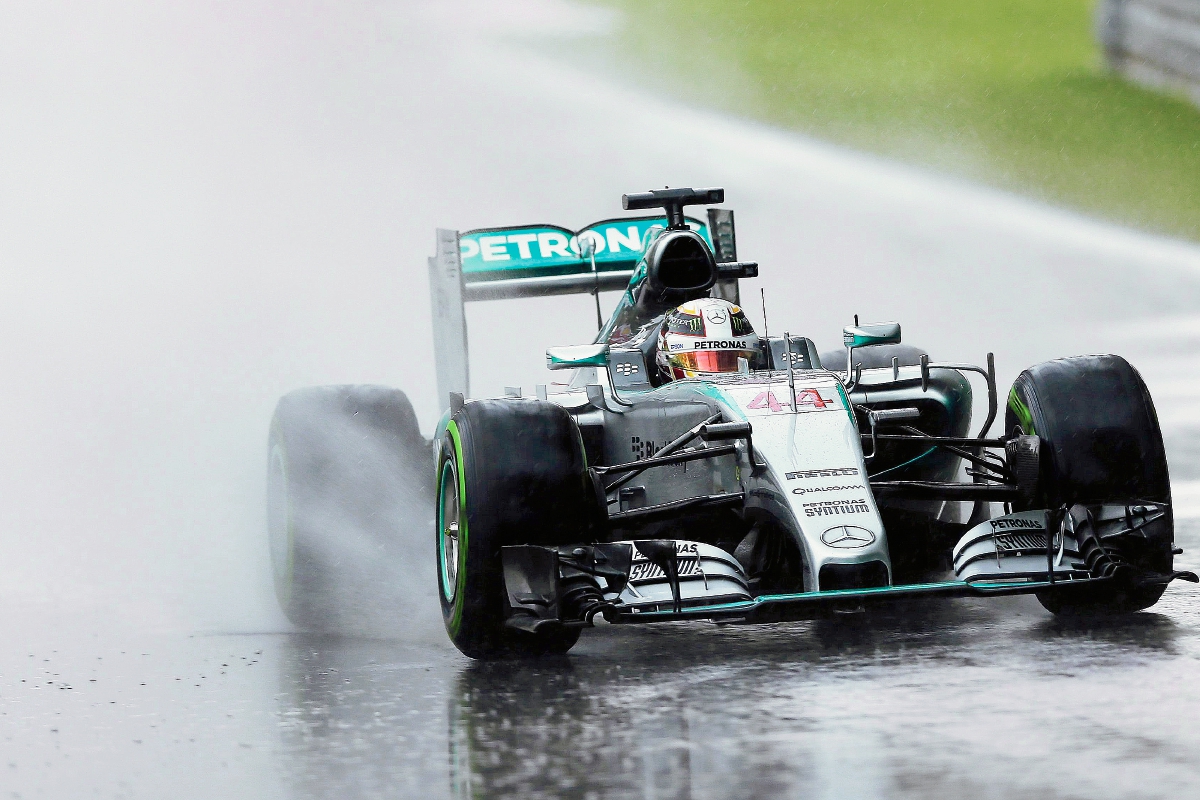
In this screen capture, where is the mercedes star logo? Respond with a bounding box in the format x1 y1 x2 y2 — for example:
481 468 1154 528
706 307 727 324
820 525 876 549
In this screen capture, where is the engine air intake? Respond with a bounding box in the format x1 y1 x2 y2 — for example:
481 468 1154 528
654 232 716 292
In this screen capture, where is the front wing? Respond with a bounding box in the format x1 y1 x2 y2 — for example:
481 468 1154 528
501 503 1196 633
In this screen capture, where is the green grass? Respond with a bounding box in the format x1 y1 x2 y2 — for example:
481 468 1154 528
591 0 1200 239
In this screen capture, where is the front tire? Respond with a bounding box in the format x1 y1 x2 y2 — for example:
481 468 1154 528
1006 355 1172 614
437 399 590 659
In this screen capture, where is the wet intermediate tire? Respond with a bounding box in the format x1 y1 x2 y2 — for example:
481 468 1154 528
1006 355 1172 614
437 399 590 659
268 385 430 632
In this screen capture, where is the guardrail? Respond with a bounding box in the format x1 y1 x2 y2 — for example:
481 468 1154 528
1097 0 1200 104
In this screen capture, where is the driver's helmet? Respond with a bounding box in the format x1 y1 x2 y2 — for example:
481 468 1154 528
656 298 760 381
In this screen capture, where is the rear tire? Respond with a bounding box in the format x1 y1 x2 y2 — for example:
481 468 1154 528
268 385 431 632
1005 355 1172 614
437 399 590 659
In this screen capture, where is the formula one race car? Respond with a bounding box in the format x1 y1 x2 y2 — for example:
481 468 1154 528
267 187 1196 658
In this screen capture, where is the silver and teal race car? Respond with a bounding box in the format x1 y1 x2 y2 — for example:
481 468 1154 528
267 187 1196 659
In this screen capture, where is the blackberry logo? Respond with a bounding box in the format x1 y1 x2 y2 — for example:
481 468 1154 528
630 436 657 459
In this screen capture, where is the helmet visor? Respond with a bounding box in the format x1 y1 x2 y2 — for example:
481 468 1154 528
669 349 754 374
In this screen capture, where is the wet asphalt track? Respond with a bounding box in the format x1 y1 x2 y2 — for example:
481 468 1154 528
6 2 1200 798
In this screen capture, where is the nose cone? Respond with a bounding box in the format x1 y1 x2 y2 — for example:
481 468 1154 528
719 373 892 590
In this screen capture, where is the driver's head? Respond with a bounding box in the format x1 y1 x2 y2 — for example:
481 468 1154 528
657 298 759 381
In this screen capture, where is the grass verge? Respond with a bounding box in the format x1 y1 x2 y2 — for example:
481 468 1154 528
590 0 1200 240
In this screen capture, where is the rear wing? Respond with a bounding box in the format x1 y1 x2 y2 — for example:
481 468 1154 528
428 209 739 407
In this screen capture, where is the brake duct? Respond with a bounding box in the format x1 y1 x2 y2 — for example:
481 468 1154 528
501 539 754 633
502 543 634 633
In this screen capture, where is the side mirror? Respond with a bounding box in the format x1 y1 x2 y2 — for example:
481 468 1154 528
840 322 901 392
576 231 599 259
843 322 901 349
546 344 609 371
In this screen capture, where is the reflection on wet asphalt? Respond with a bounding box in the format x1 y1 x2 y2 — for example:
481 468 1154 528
8 563 1200 799
265 540 1200 800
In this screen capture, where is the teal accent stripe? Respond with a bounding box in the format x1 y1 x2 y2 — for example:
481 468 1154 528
868 446 937 479
623 578 1064 619
833 381 856 427
694 383 746 421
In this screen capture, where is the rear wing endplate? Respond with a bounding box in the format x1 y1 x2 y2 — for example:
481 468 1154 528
428 209 739 408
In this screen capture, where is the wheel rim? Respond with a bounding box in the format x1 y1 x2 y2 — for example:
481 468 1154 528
438 459 461 603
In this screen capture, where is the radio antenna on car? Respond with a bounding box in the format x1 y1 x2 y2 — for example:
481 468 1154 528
760 287 775 400
760 287 769 341
784 330 798 412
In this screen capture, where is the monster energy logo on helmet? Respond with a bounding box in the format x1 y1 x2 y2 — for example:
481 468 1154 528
657 298 760 380
667 314 704 335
